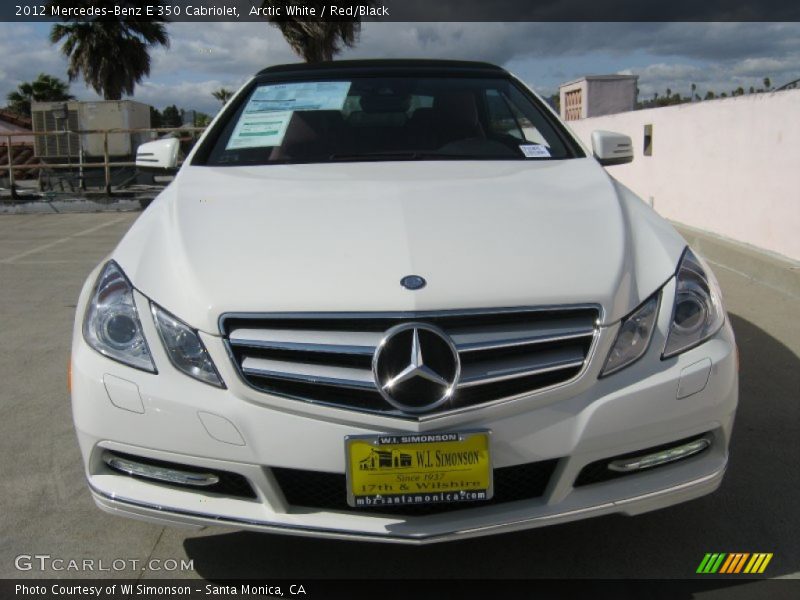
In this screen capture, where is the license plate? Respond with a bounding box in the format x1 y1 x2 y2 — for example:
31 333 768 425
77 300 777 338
345 431 492 508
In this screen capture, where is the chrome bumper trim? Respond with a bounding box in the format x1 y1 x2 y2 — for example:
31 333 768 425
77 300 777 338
88 465 725 544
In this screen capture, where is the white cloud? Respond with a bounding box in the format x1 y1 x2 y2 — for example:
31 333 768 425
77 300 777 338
731 57 798 77
149 22 296 78
2 22 800 113
630 55 800 99
0 24 70 93
135 79 239 114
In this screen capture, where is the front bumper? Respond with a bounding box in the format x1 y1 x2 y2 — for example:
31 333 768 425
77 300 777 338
89 464 727 544
71 282 738 544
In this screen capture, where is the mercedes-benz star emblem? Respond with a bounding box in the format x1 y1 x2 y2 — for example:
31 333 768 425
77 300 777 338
372 322 461 413
400 275 426 290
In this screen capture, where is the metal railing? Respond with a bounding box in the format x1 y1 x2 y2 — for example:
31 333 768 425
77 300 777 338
2 126 206 199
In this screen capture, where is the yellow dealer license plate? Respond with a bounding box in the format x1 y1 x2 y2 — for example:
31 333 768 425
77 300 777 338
345 431 492 508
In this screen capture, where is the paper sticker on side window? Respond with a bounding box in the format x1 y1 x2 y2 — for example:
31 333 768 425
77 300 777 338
519 144 551 158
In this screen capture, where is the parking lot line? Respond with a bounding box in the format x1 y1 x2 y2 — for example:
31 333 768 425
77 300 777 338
0 216 128 264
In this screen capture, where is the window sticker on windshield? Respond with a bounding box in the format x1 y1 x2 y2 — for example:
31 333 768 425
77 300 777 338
519 144 551 158
225 82 352 150
247 81 352 113
226 110 293 150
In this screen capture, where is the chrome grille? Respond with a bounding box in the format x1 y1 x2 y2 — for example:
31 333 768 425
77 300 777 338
221 306 599 418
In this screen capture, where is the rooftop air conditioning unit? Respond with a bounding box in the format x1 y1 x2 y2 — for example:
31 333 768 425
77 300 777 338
31 100 152 160
31 102 80 159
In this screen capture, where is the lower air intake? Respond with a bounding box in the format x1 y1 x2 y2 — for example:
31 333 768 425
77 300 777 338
271 459 559 517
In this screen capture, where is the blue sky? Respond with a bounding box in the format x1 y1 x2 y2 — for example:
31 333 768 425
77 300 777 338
1 22 798 115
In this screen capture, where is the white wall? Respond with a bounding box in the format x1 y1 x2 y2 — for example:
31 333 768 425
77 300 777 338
567 90 800 262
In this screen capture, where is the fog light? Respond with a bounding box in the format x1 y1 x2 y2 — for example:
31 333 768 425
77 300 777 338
103 452 220 487
608 437 711 473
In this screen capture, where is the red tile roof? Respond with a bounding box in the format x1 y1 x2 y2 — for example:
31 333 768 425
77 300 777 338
0 108 32 129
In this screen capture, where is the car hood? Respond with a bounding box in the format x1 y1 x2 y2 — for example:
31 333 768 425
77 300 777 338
115 159 686 333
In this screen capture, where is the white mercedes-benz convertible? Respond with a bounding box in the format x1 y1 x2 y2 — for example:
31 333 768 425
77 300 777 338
71 60 737 543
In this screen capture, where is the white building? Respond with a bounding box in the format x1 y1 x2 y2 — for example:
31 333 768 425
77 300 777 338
559 75 639 121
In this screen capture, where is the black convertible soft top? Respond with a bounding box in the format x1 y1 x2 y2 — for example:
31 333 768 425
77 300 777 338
256 59 508 79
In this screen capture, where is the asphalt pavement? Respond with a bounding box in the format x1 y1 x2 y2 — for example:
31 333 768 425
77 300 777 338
0 212 797 589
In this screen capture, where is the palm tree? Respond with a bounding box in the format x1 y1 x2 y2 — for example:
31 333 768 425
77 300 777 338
6 73 74 117
259 1 366 62
212 88 234 105
49 1 169 100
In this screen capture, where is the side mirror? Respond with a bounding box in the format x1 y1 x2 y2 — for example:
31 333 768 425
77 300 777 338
136 138 180 172
591 130 633 166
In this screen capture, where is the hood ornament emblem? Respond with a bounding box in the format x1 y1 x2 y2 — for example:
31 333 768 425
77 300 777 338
400 275 426 290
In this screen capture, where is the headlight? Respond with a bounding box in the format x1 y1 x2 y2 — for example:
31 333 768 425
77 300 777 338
83 261 155 372
151 304 224 388
601 293 660 377
663 248 725 358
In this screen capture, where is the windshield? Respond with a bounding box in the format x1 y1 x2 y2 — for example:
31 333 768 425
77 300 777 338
200 76 579 166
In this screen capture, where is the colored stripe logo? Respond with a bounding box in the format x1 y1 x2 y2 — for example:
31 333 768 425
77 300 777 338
697 553 773 574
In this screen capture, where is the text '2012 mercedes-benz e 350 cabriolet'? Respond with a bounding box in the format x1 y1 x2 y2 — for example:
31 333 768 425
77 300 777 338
71 60 737 543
